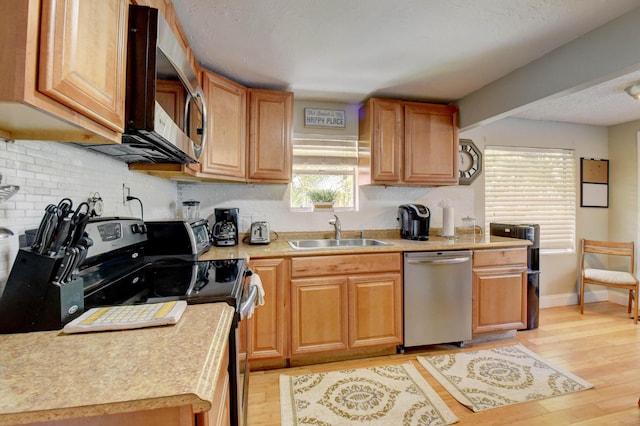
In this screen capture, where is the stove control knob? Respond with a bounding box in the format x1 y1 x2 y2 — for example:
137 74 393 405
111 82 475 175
131 223 146 234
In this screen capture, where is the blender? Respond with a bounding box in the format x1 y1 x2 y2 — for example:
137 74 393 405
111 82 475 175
182 200 201 220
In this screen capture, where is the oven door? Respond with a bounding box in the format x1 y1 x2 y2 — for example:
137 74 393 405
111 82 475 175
231 273 259 426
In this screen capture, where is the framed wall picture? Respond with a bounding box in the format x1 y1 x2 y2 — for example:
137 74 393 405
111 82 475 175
580 158 608 208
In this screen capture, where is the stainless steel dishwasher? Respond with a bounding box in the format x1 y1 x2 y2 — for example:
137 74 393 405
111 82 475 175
401 250 472 351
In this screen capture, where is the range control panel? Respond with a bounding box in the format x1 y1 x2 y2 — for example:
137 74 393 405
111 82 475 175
84 218 147 259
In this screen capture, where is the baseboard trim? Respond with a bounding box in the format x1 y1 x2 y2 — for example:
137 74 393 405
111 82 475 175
540 289 629 308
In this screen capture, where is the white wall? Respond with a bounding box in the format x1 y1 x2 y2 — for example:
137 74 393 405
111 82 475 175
0 140 178 287
608 120 640 243
461 117 609 303
606 119 640 305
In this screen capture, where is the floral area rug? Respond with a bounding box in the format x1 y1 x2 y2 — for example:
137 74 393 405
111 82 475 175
417 344 594 412
280 362 458 425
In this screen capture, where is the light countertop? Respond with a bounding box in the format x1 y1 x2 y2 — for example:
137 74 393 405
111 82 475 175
0 303 234 425
200 230 530 261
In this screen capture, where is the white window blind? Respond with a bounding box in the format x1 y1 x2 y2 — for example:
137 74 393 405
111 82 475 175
485 146 576 252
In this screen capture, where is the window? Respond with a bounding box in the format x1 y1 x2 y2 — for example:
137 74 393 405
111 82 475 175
484 146 576 253
290 137 358 211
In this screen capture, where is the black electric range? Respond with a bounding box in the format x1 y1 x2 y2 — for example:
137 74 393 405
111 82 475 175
77 217 246 309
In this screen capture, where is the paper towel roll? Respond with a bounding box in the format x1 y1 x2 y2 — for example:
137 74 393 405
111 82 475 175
442 207 455 237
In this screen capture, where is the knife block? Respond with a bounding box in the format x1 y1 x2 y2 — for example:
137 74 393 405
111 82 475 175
0 249 84 333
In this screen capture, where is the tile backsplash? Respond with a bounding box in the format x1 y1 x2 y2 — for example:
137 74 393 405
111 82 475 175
178 182 474 234
0 140 177 286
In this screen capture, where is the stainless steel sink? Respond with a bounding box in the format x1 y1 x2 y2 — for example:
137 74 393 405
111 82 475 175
287 238 393 250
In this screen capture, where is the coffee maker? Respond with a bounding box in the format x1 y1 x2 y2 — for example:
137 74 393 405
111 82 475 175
398 204 430 240
212 208 239 246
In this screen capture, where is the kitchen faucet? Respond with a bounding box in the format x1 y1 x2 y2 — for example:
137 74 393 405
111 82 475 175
329 215 341 240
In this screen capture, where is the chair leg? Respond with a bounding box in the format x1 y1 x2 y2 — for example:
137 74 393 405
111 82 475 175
580 279 585 314
634 288 638 325
628 290 633 314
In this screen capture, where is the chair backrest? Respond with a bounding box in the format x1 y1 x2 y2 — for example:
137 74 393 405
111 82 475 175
581 239 635 274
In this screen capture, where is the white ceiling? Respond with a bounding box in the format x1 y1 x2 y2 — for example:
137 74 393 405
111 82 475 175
171 0 640 128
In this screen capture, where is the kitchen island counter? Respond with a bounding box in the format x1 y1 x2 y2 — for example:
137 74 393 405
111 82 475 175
200 230 530 260
0 303 234 425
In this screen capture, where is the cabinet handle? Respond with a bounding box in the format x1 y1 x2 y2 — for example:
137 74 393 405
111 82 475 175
185 86 208 159
406 257 470 265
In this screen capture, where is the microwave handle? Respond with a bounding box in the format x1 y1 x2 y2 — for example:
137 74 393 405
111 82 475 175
185 86 207 160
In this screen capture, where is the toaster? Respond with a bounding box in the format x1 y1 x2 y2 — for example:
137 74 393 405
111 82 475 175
249 221 270 244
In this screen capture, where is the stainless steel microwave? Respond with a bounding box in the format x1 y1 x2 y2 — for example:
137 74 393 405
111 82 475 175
82 5 207 164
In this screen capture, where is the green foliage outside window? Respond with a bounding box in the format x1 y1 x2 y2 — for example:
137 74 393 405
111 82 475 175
290 171 354 209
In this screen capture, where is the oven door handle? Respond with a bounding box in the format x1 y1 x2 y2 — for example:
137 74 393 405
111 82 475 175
239 284 259 320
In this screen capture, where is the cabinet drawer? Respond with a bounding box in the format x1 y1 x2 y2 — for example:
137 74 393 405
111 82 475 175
291 253 401 278
473 248 527 267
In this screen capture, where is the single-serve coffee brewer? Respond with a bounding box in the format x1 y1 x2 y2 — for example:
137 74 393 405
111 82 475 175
398 204 430 240
212 208 239 246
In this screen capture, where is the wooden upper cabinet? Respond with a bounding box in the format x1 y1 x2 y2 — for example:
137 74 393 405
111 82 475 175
368 99 403 183
248 89 293 183
39 0 127 133
0 0 126 143
404 102 458 184
201 71 247 180
359 97 458 186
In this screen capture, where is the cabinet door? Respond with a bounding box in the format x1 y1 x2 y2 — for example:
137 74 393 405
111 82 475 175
291 276 348 355
246 258 288 362
248 89 293 182
371 99 403 183
201 71 247 180
348 273 402 348
39 0 128 133
472 266 527 334
403 103 458 184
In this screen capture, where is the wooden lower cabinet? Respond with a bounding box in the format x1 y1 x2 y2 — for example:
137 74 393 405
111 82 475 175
472 248 527 335
290 253 402 358
291 276 349 355
348 273 402 348
195 371 230 426
241 258 289 368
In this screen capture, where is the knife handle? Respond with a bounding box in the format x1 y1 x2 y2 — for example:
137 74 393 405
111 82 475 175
50 216 72 256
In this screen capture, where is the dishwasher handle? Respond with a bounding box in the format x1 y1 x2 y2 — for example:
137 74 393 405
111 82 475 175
406 256 471 265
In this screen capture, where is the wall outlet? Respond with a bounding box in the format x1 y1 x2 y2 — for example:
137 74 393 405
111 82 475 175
122 183 131 205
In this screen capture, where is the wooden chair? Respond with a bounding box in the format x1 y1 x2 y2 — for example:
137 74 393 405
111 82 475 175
580 239 639 324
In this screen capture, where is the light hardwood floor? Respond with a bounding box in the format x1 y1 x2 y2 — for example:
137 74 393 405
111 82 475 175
247 302 640 425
